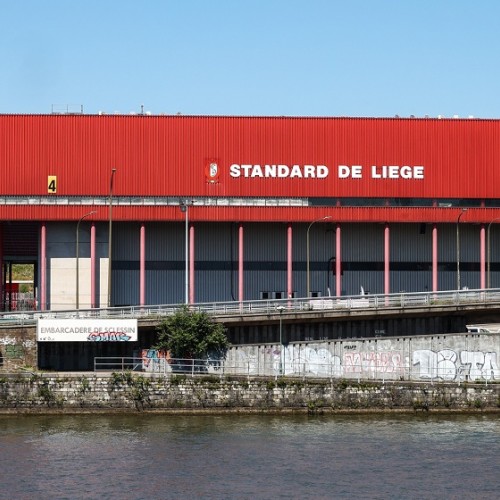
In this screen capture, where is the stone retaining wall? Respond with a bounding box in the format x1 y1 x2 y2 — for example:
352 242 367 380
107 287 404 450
0 373 498 413
0 327 37 371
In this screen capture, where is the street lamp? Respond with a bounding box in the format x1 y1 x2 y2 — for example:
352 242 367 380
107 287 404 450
456 208 468 291
487 217 500 288
306 216 332 297
76 211 97 310
276 305 285 375
179 200 189 304
107 168 117 308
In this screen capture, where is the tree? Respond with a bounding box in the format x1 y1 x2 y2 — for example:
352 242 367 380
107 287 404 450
154 306 230 359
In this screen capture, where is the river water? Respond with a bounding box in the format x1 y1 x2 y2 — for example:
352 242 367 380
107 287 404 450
0 413 498 500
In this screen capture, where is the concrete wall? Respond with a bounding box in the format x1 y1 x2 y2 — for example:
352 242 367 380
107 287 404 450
225 333 500 382
48 257 109 310
1 322 499 383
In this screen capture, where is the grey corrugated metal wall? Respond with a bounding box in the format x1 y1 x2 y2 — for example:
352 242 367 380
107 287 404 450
195 223 235 303
43 220 495 307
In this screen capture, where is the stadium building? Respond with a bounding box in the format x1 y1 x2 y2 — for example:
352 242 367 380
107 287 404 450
1 113 500 311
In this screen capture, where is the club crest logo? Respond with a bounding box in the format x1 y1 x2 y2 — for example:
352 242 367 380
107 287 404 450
205 160 220 183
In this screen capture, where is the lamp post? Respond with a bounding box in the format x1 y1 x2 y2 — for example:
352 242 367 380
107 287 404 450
456 208 468 291
179 200 189 304
277 305 285 375
107 168 117 308
487 217 500 289
76 211 97 310
306 216 332 297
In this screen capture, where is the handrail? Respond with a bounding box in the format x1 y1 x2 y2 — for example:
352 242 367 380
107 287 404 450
93 353 495 385
1 288 500 327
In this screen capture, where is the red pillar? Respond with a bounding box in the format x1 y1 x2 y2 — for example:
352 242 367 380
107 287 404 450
189 224 195 304
384 224 390 295
0 224 3 311
140 224 146 306
336 224 342 297
91 223 96 308
432 224 438 292
287 223 293 298
480 224 486 289
40 223 47 310
238 224 244 302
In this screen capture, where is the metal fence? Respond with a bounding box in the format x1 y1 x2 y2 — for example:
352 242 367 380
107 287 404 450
3 287 500 327
94 355 495 386
2 292 36 312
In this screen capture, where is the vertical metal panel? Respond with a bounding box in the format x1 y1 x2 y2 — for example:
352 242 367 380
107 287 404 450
2 115 500 203
46 222 78 258
195 223 238 302
292 222 335 261
244 270 288 300
195 223 234 261
390 223 432 262
143 222 182 261
437 223 481 264
2 204 500 224
113 271 139 306
244 222 288 261
113 223 140 260
489 225 500 288
196 271 234 303
342 271 384 296
460 224 480 261
342 224 384 261
438 225 458 262
242 223 289 299
390 272 433 293
146 270 184 305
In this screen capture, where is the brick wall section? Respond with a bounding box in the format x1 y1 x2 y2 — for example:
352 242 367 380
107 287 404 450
0 373 498 413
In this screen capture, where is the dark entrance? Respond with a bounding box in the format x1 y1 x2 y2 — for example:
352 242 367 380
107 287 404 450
2 222 39 311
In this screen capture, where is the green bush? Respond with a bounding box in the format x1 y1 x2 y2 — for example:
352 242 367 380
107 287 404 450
155 305 230 359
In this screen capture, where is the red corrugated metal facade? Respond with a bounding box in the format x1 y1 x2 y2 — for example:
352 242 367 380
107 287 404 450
1 114 500 222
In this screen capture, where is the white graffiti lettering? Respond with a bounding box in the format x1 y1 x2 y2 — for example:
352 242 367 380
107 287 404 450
413 349 500 381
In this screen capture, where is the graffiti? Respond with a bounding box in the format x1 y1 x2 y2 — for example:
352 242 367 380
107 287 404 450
4 344 24 359
0 337 35 348
141 349 170 373
0 336 18 346
461 351 500 381
141 349 227 374
233 346 406 377
343 351 405 375
270 346 342 377
87 332 131 341
412 350 500 381
140 346 500 381
206 350 225 371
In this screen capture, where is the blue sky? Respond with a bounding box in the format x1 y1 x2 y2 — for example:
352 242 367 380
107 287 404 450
1 0 499 118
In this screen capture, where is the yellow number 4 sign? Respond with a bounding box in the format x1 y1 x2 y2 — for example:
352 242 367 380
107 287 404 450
48 176 57 193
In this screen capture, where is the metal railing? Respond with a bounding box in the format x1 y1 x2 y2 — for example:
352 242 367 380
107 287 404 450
3 287 500 327
2 292 36 312
94 355 497 386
